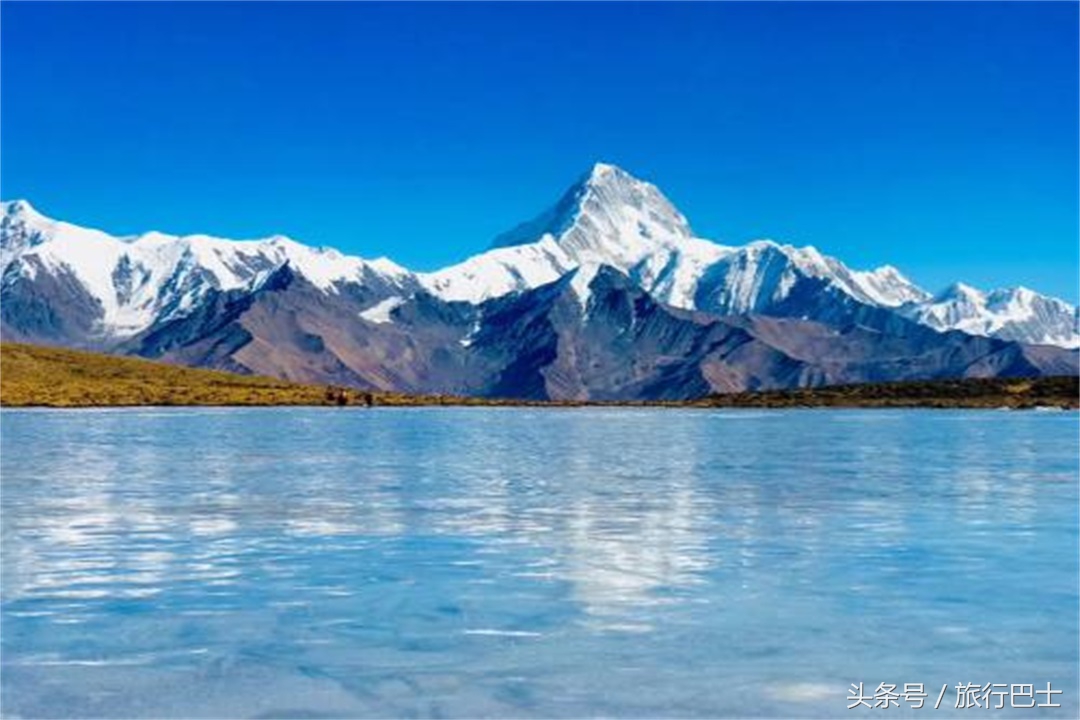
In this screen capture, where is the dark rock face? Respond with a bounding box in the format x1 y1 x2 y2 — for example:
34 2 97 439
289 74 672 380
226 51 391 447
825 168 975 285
1 258 106 348
80 263 1074 401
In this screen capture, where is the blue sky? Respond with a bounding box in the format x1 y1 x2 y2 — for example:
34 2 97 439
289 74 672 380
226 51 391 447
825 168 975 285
2 2 1077 300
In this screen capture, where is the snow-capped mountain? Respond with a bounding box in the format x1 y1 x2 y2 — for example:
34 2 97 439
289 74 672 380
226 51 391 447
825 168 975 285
689 241 931 315
420 163 1075 347
901 282 1080 348
419 162 727 305
1 162 1077 397
0 199 414 344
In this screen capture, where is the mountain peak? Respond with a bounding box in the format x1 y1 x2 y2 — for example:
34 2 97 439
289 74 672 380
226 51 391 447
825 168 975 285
1000 285 1035 300
490 162 640 250
0 201 53 249
2 199 45 222
936 281 984 302
490 162 694 260
578 161 653 193
584 161 629 184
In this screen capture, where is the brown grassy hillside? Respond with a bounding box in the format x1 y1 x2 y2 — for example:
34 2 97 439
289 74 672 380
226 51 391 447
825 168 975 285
0 343 413 407
2 342 1076 409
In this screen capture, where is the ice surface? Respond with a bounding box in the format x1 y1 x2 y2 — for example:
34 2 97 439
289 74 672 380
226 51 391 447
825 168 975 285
1 408 1077 718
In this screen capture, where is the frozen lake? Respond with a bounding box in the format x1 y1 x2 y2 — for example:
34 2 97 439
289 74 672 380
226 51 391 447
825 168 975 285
1 407 1077 718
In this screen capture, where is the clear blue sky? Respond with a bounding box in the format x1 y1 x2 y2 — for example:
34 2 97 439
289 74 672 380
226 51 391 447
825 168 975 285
2 2 1077 300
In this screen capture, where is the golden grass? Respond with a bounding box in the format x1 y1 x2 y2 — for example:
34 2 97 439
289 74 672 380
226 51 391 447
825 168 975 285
0 343 398 407
2 342 1075 409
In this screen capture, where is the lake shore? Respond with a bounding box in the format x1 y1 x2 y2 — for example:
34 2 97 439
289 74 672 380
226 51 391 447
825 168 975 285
2 342 1076 410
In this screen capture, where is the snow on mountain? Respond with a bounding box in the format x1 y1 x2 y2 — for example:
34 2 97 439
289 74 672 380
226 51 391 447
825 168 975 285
359 296 406 324
422 162 727 307
849 264 931 307
420 163 1075 347
422 163 929 318
419 236 572 303
901 282 1080 348
690 240 931 315
0 200 413 339
3 162 1077 349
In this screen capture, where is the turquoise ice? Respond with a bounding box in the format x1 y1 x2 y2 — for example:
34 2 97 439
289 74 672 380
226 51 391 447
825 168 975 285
2 408 1076 717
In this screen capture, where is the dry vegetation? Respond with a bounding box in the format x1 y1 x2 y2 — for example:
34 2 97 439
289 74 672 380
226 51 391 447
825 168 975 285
0 343 427 407
2 342 1076 409
698 376 1079 410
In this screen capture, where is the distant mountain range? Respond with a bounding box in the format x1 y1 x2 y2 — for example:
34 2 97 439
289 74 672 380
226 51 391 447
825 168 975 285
2 163 1077 399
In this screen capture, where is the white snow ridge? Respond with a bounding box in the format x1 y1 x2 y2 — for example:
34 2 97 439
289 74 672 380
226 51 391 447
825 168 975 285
0 199 414 340
2 163 1077 348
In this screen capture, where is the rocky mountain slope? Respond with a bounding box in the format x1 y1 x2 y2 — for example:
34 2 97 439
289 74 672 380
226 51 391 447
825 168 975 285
2 164 1076 399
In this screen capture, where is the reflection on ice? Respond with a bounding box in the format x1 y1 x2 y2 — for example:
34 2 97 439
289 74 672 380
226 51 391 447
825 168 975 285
559 486 710 621
2 408 1077 718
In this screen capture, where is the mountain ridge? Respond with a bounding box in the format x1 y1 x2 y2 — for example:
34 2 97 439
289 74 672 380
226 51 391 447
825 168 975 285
5 162 1073 348
2 163 1077 400
5 341 1075 409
